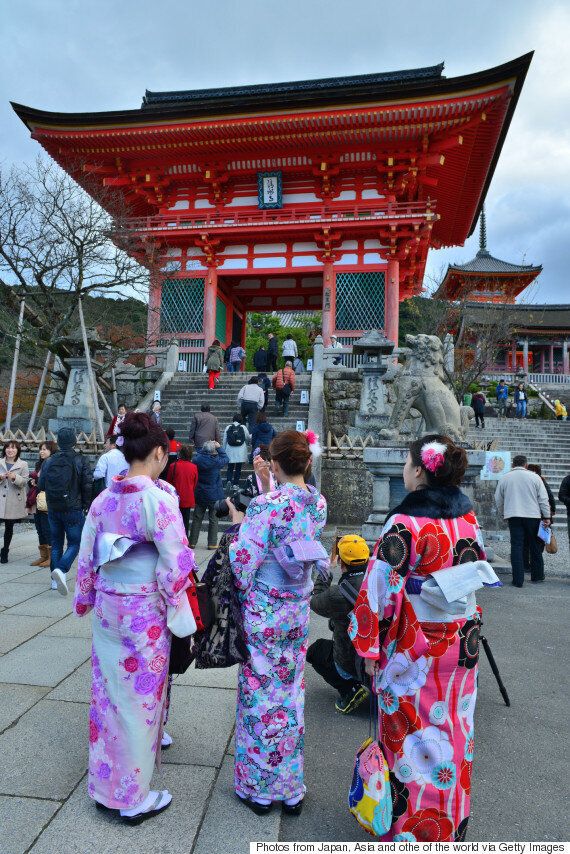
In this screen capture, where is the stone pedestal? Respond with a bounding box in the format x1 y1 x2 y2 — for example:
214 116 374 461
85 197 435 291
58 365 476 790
48 357 97 435
361 445 486 543
350 364 391 439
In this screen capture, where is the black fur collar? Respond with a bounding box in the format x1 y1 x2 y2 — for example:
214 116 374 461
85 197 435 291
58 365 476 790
387 486 473 521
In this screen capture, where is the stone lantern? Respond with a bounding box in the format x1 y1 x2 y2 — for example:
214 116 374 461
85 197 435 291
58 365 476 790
349 330 395 440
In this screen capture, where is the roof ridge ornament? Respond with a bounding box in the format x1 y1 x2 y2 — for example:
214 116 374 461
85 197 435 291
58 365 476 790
478 204 489 256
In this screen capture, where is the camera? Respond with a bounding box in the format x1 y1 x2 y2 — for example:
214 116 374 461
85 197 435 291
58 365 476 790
214 476 260 518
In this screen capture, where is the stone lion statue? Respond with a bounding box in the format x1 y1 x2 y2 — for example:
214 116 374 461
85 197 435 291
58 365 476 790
381 334 471 443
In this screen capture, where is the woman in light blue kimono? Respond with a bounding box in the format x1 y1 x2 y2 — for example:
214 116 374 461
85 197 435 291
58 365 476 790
229 430 328 817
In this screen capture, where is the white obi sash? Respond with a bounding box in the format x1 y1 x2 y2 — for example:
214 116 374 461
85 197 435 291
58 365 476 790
407 560 502 622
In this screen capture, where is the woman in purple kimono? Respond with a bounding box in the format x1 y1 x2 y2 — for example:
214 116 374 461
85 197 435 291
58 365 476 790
229 430 328 816
73 413 197 824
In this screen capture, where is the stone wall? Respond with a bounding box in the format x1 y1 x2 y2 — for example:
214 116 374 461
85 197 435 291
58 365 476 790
321 457 373 526
323 369 363 435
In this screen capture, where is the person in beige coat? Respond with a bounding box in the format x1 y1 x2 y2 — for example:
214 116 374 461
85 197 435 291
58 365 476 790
0 441 29 564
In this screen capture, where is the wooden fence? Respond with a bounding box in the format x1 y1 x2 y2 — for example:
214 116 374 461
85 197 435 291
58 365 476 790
322 432 375 458
0 428 105 453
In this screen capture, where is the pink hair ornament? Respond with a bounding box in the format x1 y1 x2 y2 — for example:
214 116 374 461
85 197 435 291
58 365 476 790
304 430 322 458
420 440 447 473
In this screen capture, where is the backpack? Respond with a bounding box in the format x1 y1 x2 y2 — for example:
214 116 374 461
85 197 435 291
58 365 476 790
280 370 292 397
45 453 82 511
226 424 246 447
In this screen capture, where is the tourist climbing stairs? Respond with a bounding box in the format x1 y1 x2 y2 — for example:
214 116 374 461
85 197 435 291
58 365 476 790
468 417 570 530
158 371 312 534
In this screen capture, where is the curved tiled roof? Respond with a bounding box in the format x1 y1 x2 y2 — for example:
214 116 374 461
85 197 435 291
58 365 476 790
142 65 445 107
448 248 542 275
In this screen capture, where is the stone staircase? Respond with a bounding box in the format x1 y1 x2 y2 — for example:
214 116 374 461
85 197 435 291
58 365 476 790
159 371 312 441
468 417 570 529
158 371 312 536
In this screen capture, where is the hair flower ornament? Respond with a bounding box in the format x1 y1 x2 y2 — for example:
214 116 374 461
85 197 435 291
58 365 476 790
115 435 125 447
303 430 322 458
420 440 447 473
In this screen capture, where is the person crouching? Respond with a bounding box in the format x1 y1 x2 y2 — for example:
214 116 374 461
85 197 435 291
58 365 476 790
307 534 370 714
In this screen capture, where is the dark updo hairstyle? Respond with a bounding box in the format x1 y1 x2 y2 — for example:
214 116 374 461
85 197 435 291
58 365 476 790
120 412 168 464
409 433 467 488
269 430 311 476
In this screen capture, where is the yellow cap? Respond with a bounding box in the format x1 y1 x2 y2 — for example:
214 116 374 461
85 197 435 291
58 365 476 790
337 534 370 565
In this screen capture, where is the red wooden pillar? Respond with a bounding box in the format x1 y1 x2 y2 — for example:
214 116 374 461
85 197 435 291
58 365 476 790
549 344 555 372
146 274 161 367
203 265 218 351
321 260 336 345
511 341 516 371
385 259 400 345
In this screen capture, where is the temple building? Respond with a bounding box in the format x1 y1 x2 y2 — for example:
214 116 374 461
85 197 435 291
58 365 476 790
435 211 569 378
12 53 533 368
434 207 542 304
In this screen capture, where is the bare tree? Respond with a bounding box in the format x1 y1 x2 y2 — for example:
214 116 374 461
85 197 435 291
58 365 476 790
0 157 159 412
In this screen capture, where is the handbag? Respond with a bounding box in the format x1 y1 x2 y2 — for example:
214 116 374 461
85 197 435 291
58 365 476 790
193 528 249 669
348 693 392 837
26 484 38 510
545 529 558 555
36 491 47 512
167 588 198 676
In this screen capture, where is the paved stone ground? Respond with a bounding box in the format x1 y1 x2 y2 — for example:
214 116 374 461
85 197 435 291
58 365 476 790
0 526 568 852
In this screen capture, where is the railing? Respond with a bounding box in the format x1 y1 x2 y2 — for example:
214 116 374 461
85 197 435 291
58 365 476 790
0 428 105 453
118 200 436 235
483 371 569 385
322 432 375 458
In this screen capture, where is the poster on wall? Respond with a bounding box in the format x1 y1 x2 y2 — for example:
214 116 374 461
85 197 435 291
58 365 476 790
257 171 282 209
480 451 512 480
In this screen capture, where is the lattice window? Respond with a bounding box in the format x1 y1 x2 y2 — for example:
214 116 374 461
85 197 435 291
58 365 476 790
160 278 204 333
335 272 385 331
215 297 227 343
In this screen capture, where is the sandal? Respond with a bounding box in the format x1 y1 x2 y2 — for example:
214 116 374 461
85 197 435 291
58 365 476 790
121 790 172 825
236 794 272 815
282 798 304 816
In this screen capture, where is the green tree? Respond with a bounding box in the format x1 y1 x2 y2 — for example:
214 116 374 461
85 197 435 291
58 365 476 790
245 312 320 370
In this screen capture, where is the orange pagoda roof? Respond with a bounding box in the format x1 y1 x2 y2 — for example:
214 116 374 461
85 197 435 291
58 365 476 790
434 207 542 302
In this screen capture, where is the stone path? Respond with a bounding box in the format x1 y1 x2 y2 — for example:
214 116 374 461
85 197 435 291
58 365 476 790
0 526 567 852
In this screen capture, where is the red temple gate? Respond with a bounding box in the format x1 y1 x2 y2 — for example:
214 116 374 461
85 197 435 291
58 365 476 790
12 54 533 367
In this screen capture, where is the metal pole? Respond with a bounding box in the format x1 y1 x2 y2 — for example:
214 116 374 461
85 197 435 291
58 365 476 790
5 297 26 431
77 295 105 442
110 367 119 413
28 350 52 433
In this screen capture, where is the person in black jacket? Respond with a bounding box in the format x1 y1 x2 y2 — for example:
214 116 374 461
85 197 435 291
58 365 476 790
188 441 229 550
307 534 371 714
38 427 93 596
253 345 268 372
267 333 278 372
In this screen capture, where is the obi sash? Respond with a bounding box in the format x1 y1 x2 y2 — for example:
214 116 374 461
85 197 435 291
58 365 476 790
257 539 330 595
405 560 502 622
94 533 159 594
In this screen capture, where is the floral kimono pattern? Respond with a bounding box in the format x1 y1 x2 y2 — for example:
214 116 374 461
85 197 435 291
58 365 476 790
229 483 327 802
73 475 196 809
350 488 491 842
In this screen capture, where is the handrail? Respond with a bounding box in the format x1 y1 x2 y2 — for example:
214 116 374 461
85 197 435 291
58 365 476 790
115 199 436 234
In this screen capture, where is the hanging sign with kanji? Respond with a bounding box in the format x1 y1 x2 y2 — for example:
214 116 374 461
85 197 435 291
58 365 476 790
257 171 282 209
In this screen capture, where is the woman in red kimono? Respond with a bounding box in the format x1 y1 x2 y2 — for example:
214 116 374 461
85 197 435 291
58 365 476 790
350 434 501 842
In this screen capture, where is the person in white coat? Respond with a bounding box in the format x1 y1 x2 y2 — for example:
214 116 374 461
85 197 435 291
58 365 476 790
222 413 251 486
282 334 298 363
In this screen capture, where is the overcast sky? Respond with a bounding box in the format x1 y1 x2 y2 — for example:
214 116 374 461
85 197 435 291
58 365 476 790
2 0 568 303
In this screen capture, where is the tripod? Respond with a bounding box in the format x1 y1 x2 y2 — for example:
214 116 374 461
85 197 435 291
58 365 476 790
479 628 511 707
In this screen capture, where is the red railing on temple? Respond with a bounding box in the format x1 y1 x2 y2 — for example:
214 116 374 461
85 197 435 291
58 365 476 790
119 200 435 235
